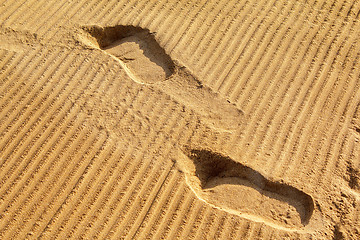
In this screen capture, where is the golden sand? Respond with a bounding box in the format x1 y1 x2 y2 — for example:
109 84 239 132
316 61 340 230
0 0 360 239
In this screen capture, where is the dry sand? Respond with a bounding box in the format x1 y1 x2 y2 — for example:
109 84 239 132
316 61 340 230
0 0 360 239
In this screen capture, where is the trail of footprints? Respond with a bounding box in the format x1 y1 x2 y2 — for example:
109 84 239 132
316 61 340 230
79 25 316 231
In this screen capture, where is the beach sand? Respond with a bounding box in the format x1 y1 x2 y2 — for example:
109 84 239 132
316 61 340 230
0 0 359 239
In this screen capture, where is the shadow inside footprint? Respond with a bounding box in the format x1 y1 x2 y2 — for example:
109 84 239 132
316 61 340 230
179 148 314 230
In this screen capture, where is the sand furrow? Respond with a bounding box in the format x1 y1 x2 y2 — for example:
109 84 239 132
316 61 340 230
166 0 211 54
253 2 325 170
82 143 141 239
195 0 252 82
219 0 293 99
164 194 197 240
92 136 170 239
190 0 245 73
119 162 175 239
116 164 179 239
230 1 306 108
92 1 129 26
0 50 18 80
154 187 192 240
206 0 272 89
142 0 179 37
5 122 95 239
107 161 172 239
37 132 107 239
245 1 348 176
0 48 47 118
193 210 220 240
132 170 182 239
133 0 169 28
176 0 223 61
0 0 28 25
0 49 66 165
156 1 195 52
263 7 341 173
98 0 139 27
0 126 98 238
241 3 347 168
7 0 48 28
0 54 89 199
302 22 360 184
14 59 109 237
281 14 354 180
54 139 117 239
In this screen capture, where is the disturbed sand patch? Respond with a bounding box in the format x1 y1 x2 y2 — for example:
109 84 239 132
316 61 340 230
0 27 39 52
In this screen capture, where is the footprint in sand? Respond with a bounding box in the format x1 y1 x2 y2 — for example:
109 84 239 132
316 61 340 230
175 148 315 231
79 25 316 231
81 25 175 84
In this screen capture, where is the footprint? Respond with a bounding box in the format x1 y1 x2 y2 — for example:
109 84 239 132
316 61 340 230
80 25 175 84
175 148 315 230
79 25 243 132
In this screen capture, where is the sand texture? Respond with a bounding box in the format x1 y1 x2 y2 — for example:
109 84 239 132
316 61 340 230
0 0 360 239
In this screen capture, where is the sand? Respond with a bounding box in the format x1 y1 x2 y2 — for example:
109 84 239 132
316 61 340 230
0 0 359 239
